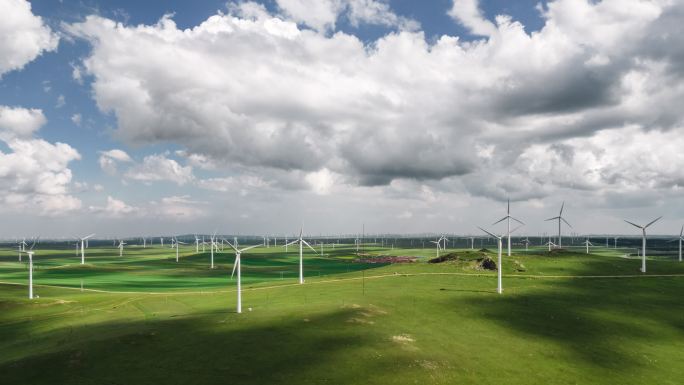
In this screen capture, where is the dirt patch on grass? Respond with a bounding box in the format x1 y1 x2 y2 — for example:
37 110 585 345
354 256 417 264
392 334 415 343
345 304 387 324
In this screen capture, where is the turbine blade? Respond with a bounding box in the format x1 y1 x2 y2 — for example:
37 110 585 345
510 216 525 225
231 255 239 278
222 238 238 252
239 244 261 253
644 216 663 229
545 217 560 221
477 226 499 239
561 217 572 228
492 216 508 225
510 224 524 234
623 220 643 229
559 201 565 216
83 233 96 240
29 236 39 250
302 240 318 254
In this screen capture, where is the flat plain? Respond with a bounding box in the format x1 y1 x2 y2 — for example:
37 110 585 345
1 243 683 384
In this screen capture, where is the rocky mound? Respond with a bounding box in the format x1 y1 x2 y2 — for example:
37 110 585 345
476 257 497 271
428 253 460 263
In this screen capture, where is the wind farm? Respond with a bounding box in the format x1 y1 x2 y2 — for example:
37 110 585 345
3 222 684 384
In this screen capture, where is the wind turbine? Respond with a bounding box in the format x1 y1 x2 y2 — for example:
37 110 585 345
440 235 449 252
544 240 557 251
76 234 95 264
545 202 571 248
477 227 503 294
624 216 662 273
142 237 147 248
24 237 38 299
118 240 126 257
210 232 217 269
670 225 684 262
582 239 593 254
521 237 530 252
464 237 475 250
173 237 187 262
195 235 200 253
226 239 262 313
493 199 524 256
283 227 318 284
430 236 443 258
614 236 619 248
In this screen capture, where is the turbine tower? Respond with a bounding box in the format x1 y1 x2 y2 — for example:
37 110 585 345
673 226 684 262
477 227 503 294
493 199 524 256
545 202 571 248
624 216 662 273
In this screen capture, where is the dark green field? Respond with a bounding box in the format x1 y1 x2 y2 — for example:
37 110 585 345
1 243 683 384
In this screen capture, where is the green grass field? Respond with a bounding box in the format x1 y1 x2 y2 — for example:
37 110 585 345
1 243 683 384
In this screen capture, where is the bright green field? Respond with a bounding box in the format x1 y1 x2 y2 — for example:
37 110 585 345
1 243 684 384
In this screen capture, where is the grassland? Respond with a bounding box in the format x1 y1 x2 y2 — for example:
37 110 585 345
1 243 683 384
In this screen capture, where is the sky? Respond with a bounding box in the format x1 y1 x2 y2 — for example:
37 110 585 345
1 0 684 239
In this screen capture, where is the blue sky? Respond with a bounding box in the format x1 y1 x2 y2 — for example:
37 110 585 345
1 0 683 238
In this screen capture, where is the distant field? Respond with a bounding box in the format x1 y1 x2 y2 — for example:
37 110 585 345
1 244 683 384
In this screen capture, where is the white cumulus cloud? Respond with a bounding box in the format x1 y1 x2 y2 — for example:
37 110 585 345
0 0 59 77
0 106 82 215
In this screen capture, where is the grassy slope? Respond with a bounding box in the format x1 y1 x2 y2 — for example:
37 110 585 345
0 245 683 384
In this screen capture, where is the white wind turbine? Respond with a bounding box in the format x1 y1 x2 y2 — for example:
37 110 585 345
624 216 662 273
142 237 147 248
429 235 448 258
283 227 318 284
75 234 95 264
173 237 187 262
464 237 475 250
227 238 262 313
195 235 200 253
582 239 593 254
210 232 217 269
440 235 449 252
160 237 164 247
24 237 38 299
118 240 126 257
477 227 504 294
521 237 531 252
493 199 524 256
669 225 684 262
545 202 571 248
544 240 557 251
